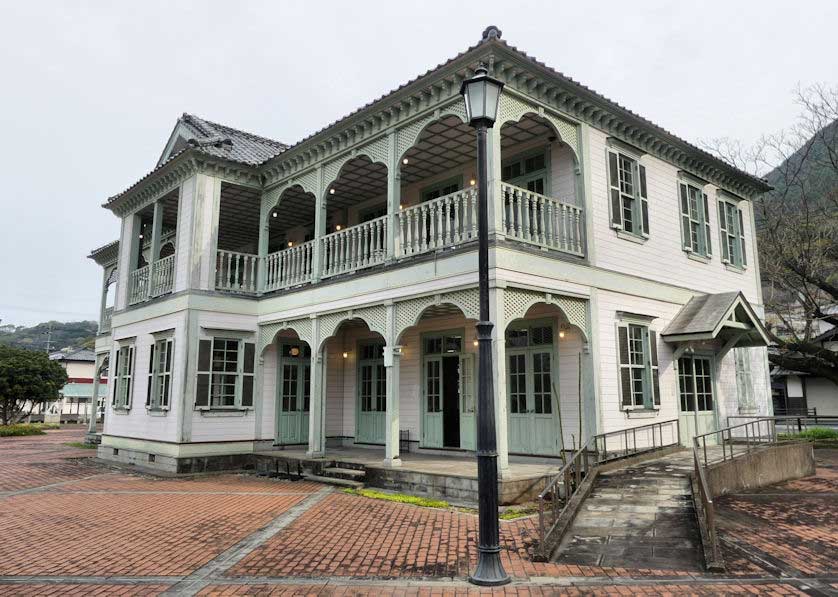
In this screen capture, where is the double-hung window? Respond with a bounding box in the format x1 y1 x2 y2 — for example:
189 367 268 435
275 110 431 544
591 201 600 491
678 180 712 258
195 337 255 409
146 337 173 410
718 197 748 268
617 322 660 409
607 148 649 238
112 343 135 410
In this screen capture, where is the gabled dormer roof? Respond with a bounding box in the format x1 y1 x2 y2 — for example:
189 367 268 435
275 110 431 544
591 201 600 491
158 113 289 167
661 291 770 348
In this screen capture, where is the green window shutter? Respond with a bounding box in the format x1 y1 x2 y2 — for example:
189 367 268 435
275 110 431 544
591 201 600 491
638 164 649 237
679 183 692 250
163 339 173 408
617 325 632 407
195 339 212 408
649 330 660 407
146 343 155 408
608 150 623 229
702 192 712 256
718 200 730 263
738 208 747 266
125 346 134 409
111 348 120 407
241 342 255 407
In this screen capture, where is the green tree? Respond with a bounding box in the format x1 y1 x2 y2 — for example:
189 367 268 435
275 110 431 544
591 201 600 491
0 345 68 425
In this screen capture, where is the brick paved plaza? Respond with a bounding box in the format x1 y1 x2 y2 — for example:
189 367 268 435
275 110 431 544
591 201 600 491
0 428 835 596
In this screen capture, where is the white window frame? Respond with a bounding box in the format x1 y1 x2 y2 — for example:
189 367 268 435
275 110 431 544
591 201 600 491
607 147 649 239
718 195 748 269
112 342 135 411
616 319 660 411
146 336 174 411
678 179 712 258
195 336 255 410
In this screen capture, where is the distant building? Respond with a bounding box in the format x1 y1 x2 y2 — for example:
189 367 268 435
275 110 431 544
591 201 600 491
42 349 108 421
771 327 838 415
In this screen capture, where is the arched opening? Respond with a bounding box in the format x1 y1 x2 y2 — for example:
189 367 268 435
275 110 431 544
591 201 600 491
396 302 479 451
321 156 388 278
264 185 317 292
499 114 583 255
397 115 478 256
267 328 314 446
215 182 261 293
504 302 591 457
320 318 387 446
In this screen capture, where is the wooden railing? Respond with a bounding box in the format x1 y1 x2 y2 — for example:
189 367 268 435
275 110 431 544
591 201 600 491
128 266 150 305
215 250 258 293
150 254 175 297
501 183 584 256
397 188 477 257
100 307 113 333
321 215 387 278
536 419 679 559
265 240 315 291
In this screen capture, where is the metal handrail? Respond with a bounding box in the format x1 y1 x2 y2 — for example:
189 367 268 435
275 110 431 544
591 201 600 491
536 418 679 555
691 439 719 564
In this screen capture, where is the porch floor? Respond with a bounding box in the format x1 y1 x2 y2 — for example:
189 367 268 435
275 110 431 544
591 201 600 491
253 446 563 505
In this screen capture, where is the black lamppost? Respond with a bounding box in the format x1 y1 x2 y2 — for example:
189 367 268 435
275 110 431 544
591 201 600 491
460 64 510 587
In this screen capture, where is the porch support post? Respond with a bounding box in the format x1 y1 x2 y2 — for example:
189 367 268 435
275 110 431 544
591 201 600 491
486 126 503 239
307 316 326 457
97 267 109 334
490 285 510 478
383 351 402 466
192 174 223 291
386 130 400 261
256 196 270 293
311 165 326 283
85 354 103 440
147 200 164 298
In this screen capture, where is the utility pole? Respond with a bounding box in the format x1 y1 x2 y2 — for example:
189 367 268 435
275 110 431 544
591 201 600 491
44 322 54 353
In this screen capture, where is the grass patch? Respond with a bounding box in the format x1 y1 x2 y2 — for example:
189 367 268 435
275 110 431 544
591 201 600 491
0 423 49 437
499 505 538 520
343 488 449 509
65 441 97 449
779 427 838 441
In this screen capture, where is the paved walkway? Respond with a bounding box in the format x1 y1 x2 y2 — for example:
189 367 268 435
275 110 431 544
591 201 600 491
554 452 702 571
0 427 834 595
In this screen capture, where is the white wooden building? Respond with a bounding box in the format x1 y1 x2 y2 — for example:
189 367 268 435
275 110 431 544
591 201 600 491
88 27 772 480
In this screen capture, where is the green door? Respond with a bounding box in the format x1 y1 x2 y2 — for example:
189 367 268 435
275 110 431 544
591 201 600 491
356 343 386 444
677 355 718 446
423 356 443 448
506 324 561 456
459 354 476 450
277 343 311 445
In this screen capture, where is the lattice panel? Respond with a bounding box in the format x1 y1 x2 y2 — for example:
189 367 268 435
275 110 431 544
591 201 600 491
544 114 579 156
396 115 435 159
359 137 390 166
318 311 351 346
504 288 588 339
354 305 388 338
498 95 537 128
292 169 320 197
394 295 438 340
261 182 288 213
258 318 312 354
440 102 467 123
442 288 480 321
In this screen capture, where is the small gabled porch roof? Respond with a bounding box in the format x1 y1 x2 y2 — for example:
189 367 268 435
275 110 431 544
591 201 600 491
661 291 770 350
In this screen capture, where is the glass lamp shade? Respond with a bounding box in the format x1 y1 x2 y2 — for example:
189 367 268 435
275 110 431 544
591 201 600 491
459 66 504 126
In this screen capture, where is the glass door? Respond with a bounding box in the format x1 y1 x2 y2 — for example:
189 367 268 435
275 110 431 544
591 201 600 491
677 355 717 446
276 343 311 445
356 342 386 444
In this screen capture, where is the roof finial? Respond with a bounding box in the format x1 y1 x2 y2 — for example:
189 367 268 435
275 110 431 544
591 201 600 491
482 25 502 41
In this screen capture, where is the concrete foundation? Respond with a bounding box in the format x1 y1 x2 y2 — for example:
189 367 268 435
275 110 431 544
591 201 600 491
705 442 816 497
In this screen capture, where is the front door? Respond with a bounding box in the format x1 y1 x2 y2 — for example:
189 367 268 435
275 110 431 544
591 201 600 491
459 354 476 450
677 355 717 446
506 323 561 456
422 331 469 449
276 343 311 445
356 342 386 444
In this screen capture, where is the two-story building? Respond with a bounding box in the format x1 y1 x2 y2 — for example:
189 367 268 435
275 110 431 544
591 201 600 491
88 27 772 490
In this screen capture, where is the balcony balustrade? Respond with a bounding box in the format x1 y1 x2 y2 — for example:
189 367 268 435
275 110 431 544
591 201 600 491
128 265 150 305
216 250 259 294
265 239 316 292
322 215 387 278
150 254 175 297
501 183 584 256
397 188 477 257
100 306 113 333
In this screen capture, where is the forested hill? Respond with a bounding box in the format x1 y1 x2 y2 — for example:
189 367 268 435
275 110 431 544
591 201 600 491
0 321 98 352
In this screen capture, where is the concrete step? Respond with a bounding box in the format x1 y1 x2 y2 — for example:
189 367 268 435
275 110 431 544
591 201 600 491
306 474 364 489
323 466 367 481
333 461 367 472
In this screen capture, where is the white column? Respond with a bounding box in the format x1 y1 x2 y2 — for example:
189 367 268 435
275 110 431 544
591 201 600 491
147 200 164 298
383 345 402 467
191 174 222 291
490 285 510 478
256 195 270 293
307 317 326 457
97 268 109 334
115 214 140 310
86 355 103 437
173 177 195 294
386 130 400 261
311 166 326 283
486 125 503 239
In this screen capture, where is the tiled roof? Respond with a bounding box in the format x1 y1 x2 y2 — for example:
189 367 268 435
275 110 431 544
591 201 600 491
50 349 96 363
87 240 119 263
179 113 289 166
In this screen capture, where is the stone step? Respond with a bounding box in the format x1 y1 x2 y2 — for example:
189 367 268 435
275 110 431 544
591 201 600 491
322 466 367 481
333 460 367 472
306 474 365 489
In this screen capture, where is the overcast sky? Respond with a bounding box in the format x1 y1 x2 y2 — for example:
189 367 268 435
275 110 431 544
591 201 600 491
0 1 835 327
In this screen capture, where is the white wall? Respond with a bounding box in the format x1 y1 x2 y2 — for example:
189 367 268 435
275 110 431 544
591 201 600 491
805 377 838 415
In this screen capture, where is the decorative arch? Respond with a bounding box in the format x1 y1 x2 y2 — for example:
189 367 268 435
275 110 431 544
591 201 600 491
317 306 388 352
498 95 580 162
503 287 588 341
394 288 480 342
258 317 313 355
396 102 468 161
322 136 390 193
262 183 317 225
